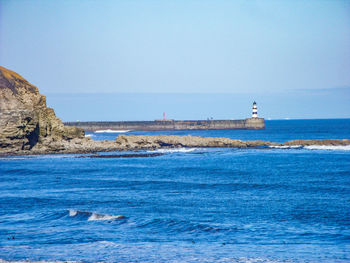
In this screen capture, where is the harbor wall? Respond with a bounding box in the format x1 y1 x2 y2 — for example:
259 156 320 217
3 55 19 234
64 118 265 131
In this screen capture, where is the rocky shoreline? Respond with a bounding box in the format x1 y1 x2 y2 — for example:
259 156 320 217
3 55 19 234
1 65 349 157
1 135 349 157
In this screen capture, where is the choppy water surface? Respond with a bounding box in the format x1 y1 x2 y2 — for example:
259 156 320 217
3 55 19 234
0 120 350 262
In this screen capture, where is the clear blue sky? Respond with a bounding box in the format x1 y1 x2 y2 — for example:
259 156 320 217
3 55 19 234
0 0 349 120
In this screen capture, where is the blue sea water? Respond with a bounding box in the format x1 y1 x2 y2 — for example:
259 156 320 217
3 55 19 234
0 119 349 262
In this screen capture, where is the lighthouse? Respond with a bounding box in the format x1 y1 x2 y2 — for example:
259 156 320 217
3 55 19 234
252 101 258 118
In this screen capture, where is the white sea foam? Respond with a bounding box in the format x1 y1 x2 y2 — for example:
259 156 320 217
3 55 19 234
0 157 29 160
269 145 301 149
88 213 125 221
149 148 197 153
304 145 350 151
68 209 78 217
85 134 94 138
95 129 130 133
68 209 125 221
0 155 74 160
269 144 350 151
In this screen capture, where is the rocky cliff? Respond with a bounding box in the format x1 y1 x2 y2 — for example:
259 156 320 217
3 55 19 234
0 66 84 153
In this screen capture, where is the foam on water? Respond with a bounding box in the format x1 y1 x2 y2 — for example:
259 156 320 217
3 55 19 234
88 213 125 221
68 209 78 217
149 148 198 153
95 129 130 133
68 209 125 221
0 154 80 161
269 145 301 149
269 144 350 151
304 144 350 150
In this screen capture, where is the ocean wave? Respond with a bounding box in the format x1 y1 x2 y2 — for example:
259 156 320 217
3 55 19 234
88 213 125 221
94 129 130 133
84 134 94 137
0 257 296 263
269 144 350 151
0 155 71 160
148 148 197 153
68 209 125 221
136 218 236 234
269 145 302 149
0 157 30 160
0 260 79 263
304 145 350 151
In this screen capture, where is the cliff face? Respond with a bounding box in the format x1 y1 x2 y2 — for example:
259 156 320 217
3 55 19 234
0 66 84 153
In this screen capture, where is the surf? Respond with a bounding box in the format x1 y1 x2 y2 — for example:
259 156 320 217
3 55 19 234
68 210 126 221
269 145 350 151
148 148 198 153
94 129 130 133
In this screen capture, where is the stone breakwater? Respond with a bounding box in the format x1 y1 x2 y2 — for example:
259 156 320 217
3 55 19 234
65 118 265 131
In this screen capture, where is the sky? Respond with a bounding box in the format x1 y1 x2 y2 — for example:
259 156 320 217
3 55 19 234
0 0 349 120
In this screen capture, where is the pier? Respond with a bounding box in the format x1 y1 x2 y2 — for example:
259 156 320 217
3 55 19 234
64 118 265 132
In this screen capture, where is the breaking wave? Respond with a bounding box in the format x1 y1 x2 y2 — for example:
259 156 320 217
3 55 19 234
68 209 125 221
269 145 301 149
149 148 197 153
304 145 350 151
95 129 130 133
269 145 350 151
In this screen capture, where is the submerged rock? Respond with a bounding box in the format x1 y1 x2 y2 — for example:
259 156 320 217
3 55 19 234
0 66 84 153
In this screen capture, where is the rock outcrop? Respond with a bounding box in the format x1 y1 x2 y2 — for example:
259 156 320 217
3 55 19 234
0 66 84 154
115 135 350 150
115 134 278 149
284 139 350 146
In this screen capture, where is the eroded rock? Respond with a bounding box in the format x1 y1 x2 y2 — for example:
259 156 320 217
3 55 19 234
0 66 84 153
115 134 278 149
115 135 350 150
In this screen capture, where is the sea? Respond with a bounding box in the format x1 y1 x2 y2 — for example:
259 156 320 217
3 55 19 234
0 119 349 263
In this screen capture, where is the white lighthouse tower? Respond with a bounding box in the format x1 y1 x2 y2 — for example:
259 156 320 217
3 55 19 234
252 101 258 118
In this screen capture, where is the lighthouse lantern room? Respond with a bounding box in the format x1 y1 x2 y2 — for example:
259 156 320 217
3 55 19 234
252 102 258 118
